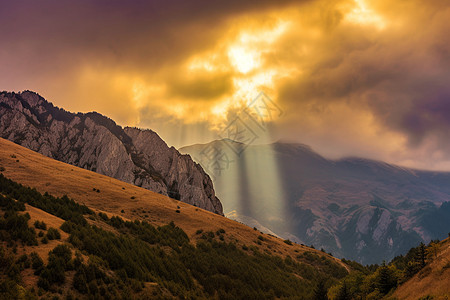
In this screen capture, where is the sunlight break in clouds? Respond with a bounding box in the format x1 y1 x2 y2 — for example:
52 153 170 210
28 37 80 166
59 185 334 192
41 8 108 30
345 0 386 29
182 19 291 129
2 0 450 170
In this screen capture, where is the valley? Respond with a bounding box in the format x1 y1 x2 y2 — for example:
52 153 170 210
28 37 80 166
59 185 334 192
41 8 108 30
181 140 450 265
1 129 449 299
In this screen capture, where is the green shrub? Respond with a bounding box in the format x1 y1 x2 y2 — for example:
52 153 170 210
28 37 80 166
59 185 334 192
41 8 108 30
30 252 44 270
0 209 37 246
46 228 61 240
98 212 109 221
38 244 72 290
34 220 47 230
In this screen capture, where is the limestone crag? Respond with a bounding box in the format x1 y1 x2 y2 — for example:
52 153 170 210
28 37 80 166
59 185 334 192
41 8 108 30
0 90 223 215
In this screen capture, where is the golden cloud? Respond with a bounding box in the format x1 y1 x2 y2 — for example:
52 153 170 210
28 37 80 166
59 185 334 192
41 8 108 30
2 0 450 169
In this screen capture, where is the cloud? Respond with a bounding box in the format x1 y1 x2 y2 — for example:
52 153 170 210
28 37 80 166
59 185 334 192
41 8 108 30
168 73 233 100
1 0 450 170
274 0 450 169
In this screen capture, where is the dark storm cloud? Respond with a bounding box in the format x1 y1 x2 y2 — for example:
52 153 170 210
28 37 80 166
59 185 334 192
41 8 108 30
2 0 450 170
0 0 306 126
168 73 233 100
0 0 303 73
277 0 450 164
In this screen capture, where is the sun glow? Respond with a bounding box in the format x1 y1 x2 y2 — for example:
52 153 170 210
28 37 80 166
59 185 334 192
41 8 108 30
211 100 231 117
345 0 386 29
116 1 388 132
188 54 221 72
228 46 260 74
178 19 291 129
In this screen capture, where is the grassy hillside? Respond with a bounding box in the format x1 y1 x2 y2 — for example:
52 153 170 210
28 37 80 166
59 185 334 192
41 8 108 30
0 138 348 265
393 238 450 300
324 236 450 299
0 138 349 299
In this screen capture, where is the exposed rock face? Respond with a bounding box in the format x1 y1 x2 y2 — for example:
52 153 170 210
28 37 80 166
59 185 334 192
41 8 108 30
181 140 450 264
0 91 223 215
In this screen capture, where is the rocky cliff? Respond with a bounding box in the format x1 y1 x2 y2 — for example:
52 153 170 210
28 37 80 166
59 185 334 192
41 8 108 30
0 90 223 215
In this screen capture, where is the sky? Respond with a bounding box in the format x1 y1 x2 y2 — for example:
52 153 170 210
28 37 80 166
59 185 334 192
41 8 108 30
1 0 450 171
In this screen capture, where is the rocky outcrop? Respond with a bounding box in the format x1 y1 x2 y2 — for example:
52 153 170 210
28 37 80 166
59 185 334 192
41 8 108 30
0 90 223 215
181 140 450 264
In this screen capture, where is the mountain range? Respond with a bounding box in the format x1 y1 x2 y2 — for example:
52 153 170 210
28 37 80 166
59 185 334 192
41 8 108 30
1 90 450 298
0 91 222 215
181 140 450 264
0 136 350 299
2 90 450 265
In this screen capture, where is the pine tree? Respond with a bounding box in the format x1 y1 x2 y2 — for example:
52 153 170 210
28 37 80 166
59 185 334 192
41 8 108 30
427 242 439 259
335 281 351 300
378 264 394 294
417 242 426 269
313 279 328 300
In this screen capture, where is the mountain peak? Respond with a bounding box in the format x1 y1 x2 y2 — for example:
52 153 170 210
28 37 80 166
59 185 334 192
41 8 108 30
0 90 223 215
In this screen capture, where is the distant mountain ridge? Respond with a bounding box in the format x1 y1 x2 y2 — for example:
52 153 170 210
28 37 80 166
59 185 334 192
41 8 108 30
0 90 223 215
181 140 450 264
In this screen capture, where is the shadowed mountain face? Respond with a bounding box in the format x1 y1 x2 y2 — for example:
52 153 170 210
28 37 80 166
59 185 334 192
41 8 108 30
0 91 222 215
181 140 450 264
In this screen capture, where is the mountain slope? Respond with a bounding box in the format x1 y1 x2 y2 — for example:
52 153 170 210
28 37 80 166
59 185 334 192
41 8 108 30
0 90 222 214
0 137 349 299
0 137 348 264
180 140 450 264
393 238 450 299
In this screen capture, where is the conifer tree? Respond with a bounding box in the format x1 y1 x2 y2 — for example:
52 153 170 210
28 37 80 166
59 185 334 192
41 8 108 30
335 281 351 300
417 242 426 269
313 279 328 300
378 264 395 294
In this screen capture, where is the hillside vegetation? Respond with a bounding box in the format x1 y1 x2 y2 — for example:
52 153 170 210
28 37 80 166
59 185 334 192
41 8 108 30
0 138 349 299
0 138 346 267
327 236 450 299
0 173 348 299
393 238 450 300
2 138 448 299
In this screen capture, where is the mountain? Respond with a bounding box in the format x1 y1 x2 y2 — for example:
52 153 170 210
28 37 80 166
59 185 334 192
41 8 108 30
0 137 349 299
0 90 222 215
180 140 450 264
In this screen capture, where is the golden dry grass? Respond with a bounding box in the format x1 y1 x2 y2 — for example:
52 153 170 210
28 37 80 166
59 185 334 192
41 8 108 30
0 137 347 269
21 204 69 261
393 238 450 300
